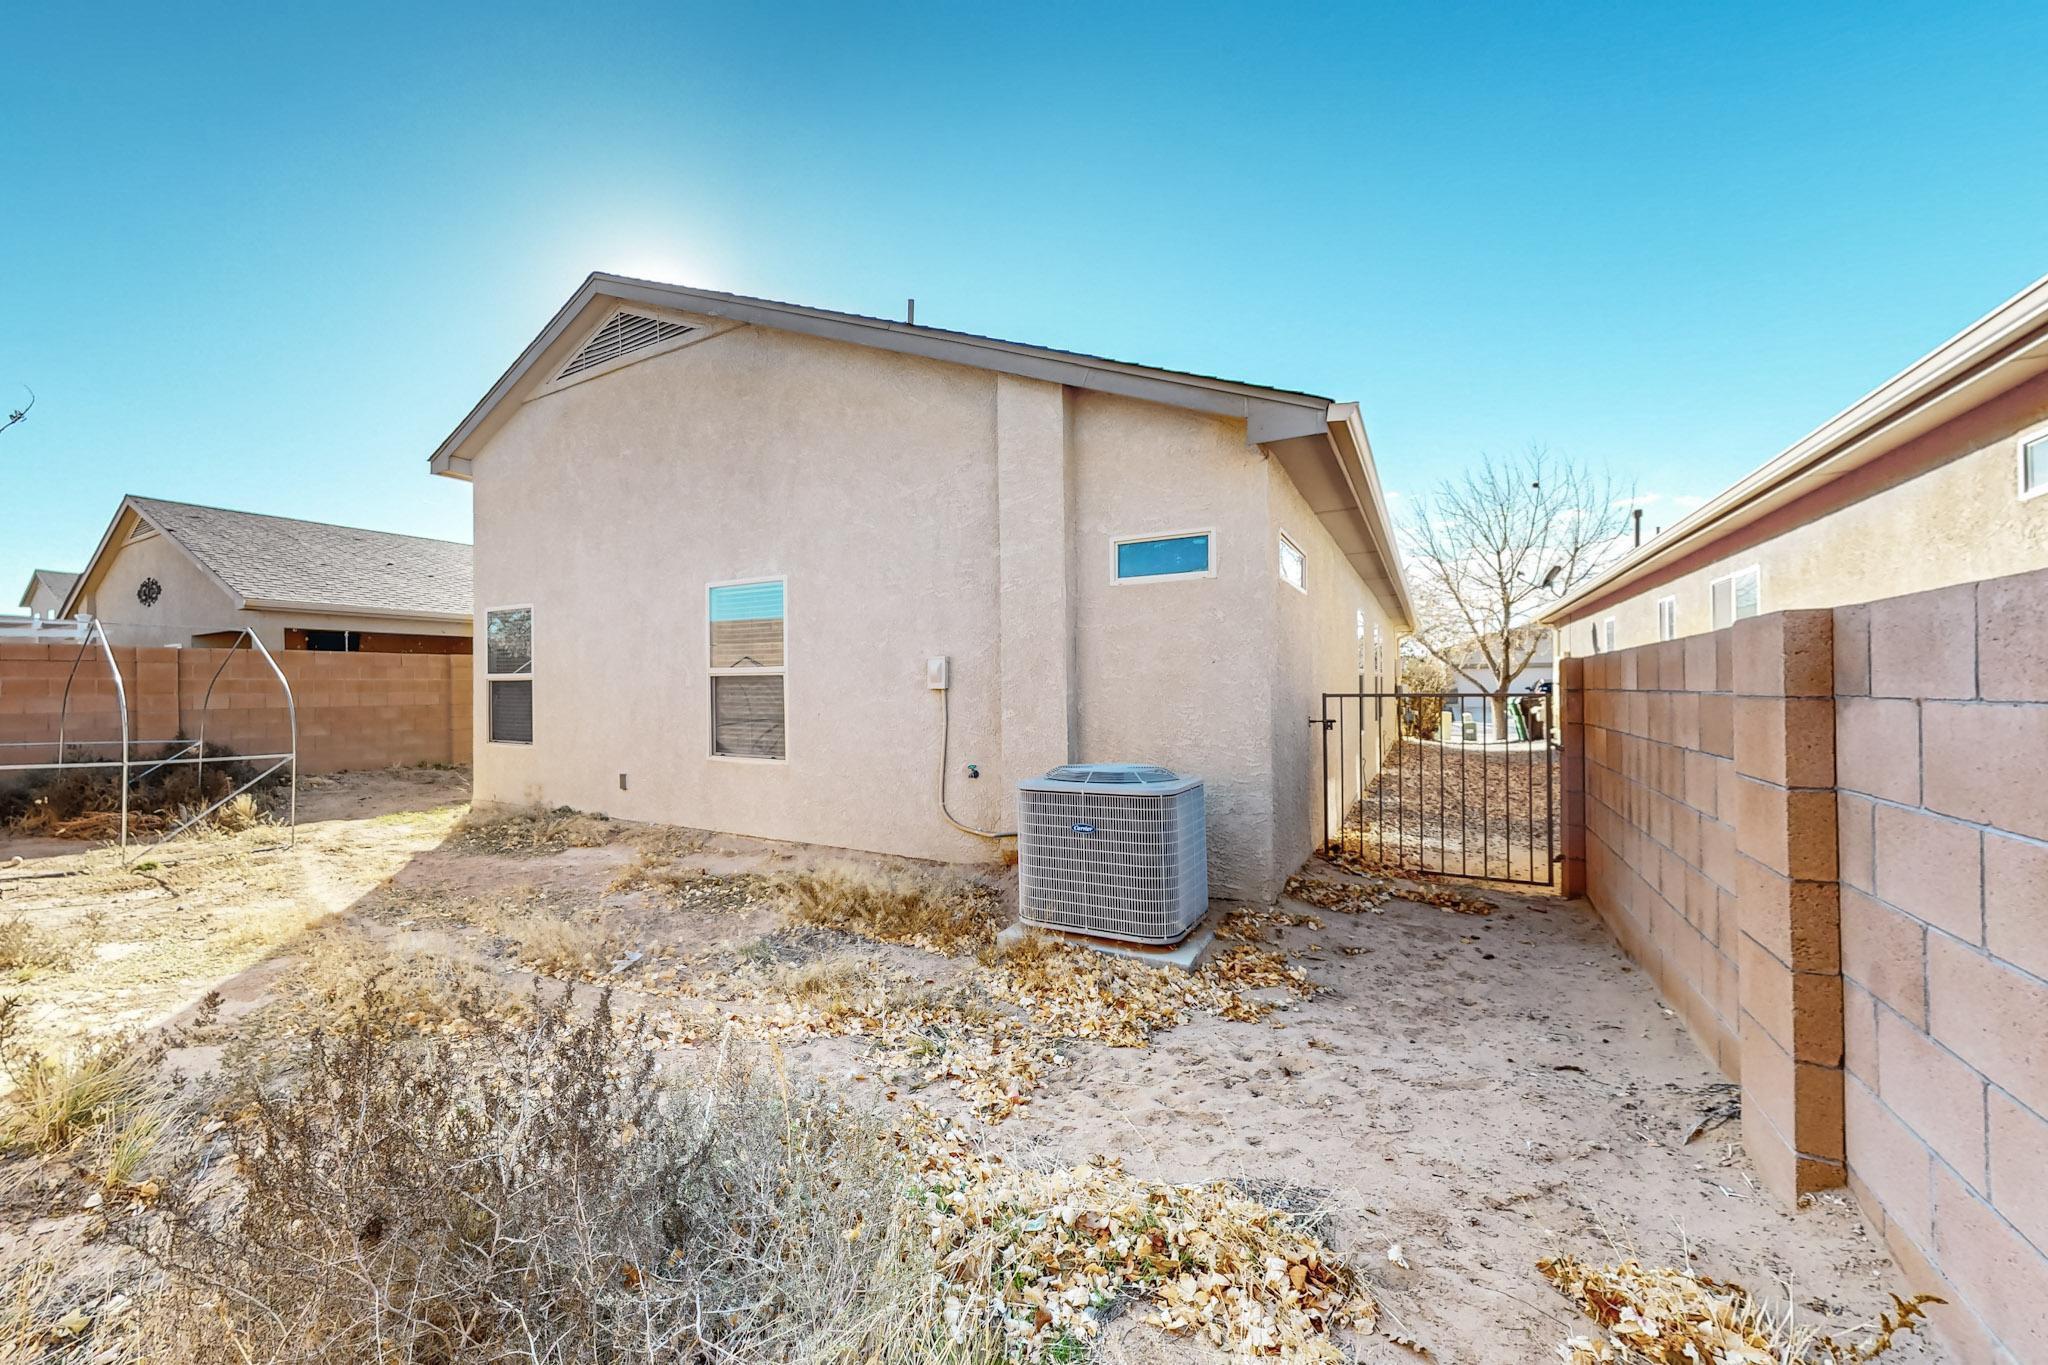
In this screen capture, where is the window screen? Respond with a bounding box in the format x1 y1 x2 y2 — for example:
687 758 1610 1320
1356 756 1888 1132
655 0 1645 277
709 580 786 758
1115 534 1210 580
712 675 785 759
1733 569 1759 620
1278 534 1307 591
2025 434 2048 495
490 680 533 744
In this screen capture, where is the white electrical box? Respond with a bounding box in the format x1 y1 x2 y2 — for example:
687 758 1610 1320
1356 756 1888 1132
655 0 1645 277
927 656 950 690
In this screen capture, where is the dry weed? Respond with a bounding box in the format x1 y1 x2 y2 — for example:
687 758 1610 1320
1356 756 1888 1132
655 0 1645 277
504 912 620 977
139 986 1001 1365
0 915 69 974
455 803 620 855
1538 1255 1941 1363
777 863 1002 956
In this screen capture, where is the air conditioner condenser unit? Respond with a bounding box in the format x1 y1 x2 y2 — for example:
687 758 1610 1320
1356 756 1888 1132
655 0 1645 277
1016 764 1207 945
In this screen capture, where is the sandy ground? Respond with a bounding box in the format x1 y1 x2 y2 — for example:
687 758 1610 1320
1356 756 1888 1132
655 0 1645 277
0 769 1952 1363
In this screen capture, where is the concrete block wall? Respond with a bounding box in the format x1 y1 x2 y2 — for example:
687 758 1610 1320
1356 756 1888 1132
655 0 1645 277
1564 563 2048 1361
1563 628 1746 1079
0 643 472 775
1833 574 2048 1361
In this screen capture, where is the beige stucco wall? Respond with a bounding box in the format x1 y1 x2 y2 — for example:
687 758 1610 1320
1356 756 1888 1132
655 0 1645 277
73 529 471 650
465 317 1388 899
22 578 69 619
1558 372 2048 654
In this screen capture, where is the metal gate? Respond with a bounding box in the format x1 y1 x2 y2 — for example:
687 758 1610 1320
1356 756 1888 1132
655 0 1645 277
1317 688 1558 886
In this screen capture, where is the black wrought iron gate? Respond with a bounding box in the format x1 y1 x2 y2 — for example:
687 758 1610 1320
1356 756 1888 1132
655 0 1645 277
1317 688 1559 887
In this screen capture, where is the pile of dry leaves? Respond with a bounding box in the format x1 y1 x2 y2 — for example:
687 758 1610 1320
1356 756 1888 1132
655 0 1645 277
901 1106 1378 1360
1538 1255 1941 1364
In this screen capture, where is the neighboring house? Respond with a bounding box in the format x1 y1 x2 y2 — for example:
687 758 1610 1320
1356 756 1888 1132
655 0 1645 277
1545 274 2048 650
428 275 1413 899
1454 633 1554 693
1444 634 1554 738
61 496 473 652
18 569 79 620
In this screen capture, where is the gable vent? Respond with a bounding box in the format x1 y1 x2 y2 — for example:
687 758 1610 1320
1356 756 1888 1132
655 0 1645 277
557 312 693 380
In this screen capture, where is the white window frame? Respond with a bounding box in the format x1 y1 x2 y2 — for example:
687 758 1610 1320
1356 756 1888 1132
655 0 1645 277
707 575 788 764
1277 531 1308 593
1709 565 1763 629
2019 420 2048 502
1657 596 1678 642
1602 617 1617 652
483 603 535 747
1111 528 1217 585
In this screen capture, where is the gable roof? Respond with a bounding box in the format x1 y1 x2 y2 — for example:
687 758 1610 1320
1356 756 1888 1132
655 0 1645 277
427 274 1414 628
19 569 78 610
63 497 472 622
1544 272 2048 625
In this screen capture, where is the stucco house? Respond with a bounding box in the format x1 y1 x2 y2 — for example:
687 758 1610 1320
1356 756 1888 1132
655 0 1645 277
429 275 1412 899
17 569 79 620
61 496 473 652
1545 273 2048 650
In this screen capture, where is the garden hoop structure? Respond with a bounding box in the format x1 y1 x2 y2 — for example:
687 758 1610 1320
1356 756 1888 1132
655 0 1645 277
0 617 297 859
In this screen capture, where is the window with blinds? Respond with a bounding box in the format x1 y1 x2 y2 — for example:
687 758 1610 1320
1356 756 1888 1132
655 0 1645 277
485 606 533 744
709 580 785 759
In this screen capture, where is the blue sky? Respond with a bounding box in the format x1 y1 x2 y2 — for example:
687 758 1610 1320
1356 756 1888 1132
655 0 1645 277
4 2 2045 603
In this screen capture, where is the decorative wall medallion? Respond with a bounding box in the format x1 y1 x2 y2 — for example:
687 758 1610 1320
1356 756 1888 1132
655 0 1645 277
137 577 162 608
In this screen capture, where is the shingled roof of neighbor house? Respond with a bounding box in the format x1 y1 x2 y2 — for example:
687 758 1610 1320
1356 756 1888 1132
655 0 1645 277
65 496 472 619
18 569 79 609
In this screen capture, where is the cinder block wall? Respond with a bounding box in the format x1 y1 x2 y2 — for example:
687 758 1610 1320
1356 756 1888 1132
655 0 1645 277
1563 564 2048 1361
0 643 473 775
1833 575 2048 1360
1567 628 1744 1075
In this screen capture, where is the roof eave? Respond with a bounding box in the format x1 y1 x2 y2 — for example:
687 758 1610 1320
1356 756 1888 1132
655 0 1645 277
1543 273 2048 624
429 273 1335 476
237 598 472 624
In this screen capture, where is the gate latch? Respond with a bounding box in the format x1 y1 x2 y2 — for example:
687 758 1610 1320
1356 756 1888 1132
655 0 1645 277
1309 717 1337 731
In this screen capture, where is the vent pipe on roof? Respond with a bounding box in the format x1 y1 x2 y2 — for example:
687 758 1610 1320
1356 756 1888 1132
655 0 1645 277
907 298 916 325
1632 507 1643 547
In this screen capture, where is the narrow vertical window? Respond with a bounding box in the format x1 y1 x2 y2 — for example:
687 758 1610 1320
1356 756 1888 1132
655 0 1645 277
1277 532 1307 592
1657 597 1677 641
1602 617 1617 652
1710 567 1760 629
485 606 533 744
709 579 786 759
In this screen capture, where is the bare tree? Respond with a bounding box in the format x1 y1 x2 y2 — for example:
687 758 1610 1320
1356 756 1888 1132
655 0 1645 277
1403 446 1633 736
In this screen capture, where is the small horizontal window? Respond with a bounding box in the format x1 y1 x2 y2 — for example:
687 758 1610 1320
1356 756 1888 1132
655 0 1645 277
2024 433 2048 498
1278 533 1307 592
1710 567 1761 629
1115 533 1211 581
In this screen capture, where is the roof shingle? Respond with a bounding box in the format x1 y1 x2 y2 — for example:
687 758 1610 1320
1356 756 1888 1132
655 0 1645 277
128 497 471 618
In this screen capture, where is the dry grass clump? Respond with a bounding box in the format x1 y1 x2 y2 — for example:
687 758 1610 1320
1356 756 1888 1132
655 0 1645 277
0 915 70 974
777 863 1002 956
454 803 620 855
1538 1255 1941 1364
503 912 622 978
140 985 997 1365
0 997 174 1190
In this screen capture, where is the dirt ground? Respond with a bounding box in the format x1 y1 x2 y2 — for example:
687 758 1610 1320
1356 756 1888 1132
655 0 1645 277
1344 737 1561 885
0 769 1951 1363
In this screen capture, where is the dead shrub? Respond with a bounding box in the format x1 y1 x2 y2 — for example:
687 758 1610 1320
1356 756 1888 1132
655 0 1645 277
777 863 1001 957
454 804 619 855
138 983 994 1364
0 742 274 839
